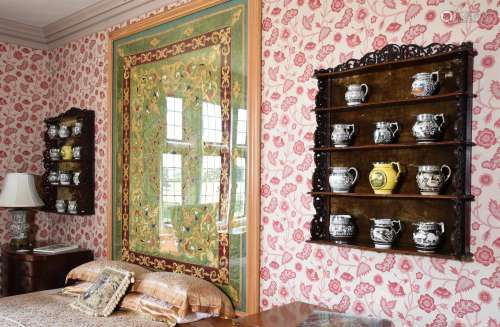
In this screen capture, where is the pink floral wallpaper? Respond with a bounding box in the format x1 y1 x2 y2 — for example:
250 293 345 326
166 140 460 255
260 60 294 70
0 41 52 293
260 0 500 325
1 0 499 324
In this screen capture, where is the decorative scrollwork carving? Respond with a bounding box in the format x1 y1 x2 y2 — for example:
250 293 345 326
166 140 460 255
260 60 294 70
310 214 329 240
312 167 329 192
315 78 329 107
314 42 474 75
314 129 329 148
313 151 328 168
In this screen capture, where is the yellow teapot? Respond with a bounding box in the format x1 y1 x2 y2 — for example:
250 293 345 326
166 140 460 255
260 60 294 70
369 162 403 194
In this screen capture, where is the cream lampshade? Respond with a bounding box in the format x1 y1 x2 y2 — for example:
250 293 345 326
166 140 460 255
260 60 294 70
0 173 44 249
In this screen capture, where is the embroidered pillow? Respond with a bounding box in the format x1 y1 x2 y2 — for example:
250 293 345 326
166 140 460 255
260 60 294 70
70 267 133 317
66 259 150 285
134 272 234 319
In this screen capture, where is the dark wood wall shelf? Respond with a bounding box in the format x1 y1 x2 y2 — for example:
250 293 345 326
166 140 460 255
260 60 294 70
311 141 474 152
310 43 475 260
312 92 471 113
309 192 474 201
41 108 95 215
306 239 470 261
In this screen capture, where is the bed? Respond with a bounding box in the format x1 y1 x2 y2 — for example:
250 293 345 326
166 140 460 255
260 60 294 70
0 288 233 327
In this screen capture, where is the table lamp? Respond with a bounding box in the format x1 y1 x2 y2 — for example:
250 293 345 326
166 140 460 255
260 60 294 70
0 173 44 250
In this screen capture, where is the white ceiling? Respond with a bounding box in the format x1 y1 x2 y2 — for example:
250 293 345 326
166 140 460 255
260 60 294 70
0 0 103 27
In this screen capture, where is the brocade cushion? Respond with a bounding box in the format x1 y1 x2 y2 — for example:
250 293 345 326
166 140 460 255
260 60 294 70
70 267 133 317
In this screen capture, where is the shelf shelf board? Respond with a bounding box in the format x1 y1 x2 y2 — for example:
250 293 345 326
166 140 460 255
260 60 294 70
45 135 82 143
311 141 474 152
306 239 472 261
41 209 94 216
313 92 470 113
42 184 79 188
313 47 476 79
309 192 474 201
48 159 82 163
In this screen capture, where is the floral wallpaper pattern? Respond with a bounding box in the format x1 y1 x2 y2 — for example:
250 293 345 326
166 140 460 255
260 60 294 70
0 41 52 293
0 0 499 324
260 0 500 325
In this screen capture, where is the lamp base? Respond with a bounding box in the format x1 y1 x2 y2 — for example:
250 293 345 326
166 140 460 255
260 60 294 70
9 209 30 250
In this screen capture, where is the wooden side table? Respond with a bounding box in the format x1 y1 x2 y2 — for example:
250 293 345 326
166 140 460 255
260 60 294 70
1 246 93 297
231 302 392 327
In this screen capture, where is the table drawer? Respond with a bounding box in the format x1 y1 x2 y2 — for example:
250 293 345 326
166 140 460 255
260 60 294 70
10 260 39 277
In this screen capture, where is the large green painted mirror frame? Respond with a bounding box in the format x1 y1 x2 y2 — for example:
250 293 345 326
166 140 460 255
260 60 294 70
107 0 261 313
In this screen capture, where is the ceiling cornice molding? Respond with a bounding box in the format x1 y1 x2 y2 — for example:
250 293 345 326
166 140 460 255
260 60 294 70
0 17 48 49
0 0 175 50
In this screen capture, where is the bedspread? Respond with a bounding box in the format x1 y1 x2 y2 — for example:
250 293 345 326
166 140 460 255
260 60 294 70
0 289 167 327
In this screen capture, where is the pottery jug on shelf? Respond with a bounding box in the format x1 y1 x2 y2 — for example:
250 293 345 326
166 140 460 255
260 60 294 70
58 124 70 138
47 171 59 185
345 84 368 106
370 218 402 249
68 200 78 214
47 125 58 139
412 221 445 253
411 71 439 97
331 124 355 147
55 200 67 213
369 162 402 194
412 113 445 143
60 145 73 160
329 214 356 244
373 122 399 144
72 121 83 136
329 167 359 193
416 165 452 195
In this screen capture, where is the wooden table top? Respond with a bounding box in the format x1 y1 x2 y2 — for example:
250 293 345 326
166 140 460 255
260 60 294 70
187 301 392 327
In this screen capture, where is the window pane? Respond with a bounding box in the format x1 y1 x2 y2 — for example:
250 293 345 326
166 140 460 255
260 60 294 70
166 96 183 141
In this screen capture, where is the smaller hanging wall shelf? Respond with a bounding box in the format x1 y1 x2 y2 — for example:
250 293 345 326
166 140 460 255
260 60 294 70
41 107 95 215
